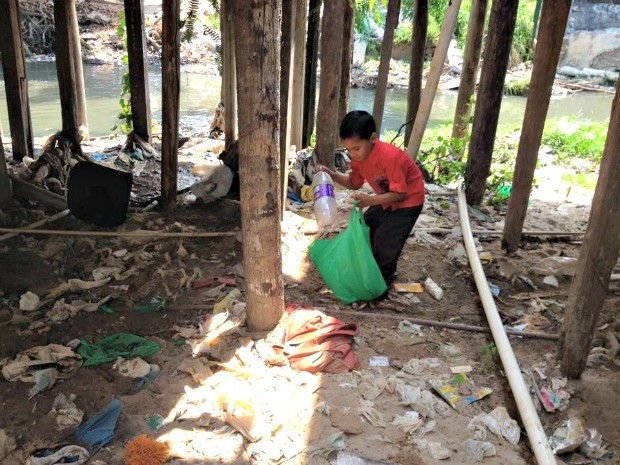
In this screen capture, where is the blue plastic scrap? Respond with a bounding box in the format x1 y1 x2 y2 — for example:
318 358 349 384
74 397 122 452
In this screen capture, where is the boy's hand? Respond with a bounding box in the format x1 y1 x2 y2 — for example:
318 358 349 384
316 164 335 176
352 193 375 208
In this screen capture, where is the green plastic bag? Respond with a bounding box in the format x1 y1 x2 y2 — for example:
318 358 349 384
309 202 387 303
78 333 160 366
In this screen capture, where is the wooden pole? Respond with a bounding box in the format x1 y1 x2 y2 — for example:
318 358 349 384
451 0 489 142
161 0 181 207
124 0 152 142
465 0 520 205
502 0 572 253
560 79 620 379
302 0 321 148
0 136 11 206
372 0 400 135
315 0 344 168
280 0 296 214
53 0 81 151
404 0 428 146
337 0 356 136
290 0 308 149
221 0 238 148
233 0 285 331
68 0 88 139
407 0 462 159
0 0 34 161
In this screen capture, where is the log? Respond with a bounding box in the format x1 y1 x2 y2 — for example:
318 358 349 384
290 0 309 149
302 0 321 147
338 0 356 136
221 0 237 148
404 0 428 145
124 0 152 142
10 174 67 210
161 0 181 207
465 0 520 205
560 79 620 379
502 0 572 253
0 0 34 161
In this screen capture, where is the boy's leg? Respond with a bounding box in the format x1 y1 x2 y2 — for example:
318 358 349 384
363 205 385 250
371 205 423 285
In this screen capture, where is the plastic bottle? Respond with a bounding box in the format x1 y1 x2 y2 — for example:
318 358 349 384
312 171 337 227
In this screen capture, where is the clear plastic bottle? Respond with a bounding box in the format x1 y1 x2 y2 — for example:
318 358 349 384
312 171 337 227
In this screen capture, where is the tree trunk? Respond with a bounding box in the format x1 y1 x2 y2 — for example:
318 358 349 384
405 0 428 146
560 78 620 379
338 0 356 135
290 0 308 149
502 0 572 253
233 0 285 331
302 0 321 147
465 0 520 205
407 0 461 159
315 0 345 168
69 0 88 139
161 0 181 207
280 0 296 213
124 0 152 142
0 136 11 206
451 0 489 143
221 0 237 148
0 0 34 161
373 0 400 134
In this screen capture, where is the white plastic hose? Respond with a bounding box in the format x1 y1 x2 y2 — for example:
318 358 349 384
457 182 557 465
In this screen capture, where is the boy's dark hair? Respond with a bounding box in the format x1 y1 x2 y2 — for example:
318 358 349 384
339 110 376 140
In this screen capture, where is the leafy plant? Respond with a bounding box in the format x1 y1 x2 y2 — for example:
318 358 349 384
542 117 608 162
111 11 133 134
504 72 531 96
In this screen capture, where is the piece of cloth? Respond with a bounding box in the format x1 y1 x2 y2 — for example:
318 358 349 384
2 344 82 382
74 397 122 452
28 445 89 465
348 140 425 210
276 305 359 374
77 333 159 366
365 204 424 285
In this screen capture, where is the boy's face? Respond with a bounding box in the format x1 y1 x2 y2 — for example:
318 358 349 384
341 133 377 162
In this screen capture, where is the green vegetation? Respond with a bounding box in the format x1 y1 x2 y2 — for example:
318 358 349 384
542 117 608 162
112 11 133 135
503 73 531 96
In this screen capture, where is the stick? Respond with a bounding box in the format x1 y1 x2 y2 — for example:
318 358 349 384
0 209 70 242
0 227 240 238
302 227 585 236
555 80 615 94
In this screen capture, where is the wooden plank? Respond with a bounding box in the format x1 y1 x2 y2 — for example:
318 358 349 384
0 137 12 206
502 0 572 253
221 0 237 148
124 0 152 142
69 0 89 139
161 0 181 207
0 0 34 161
560 78 620 379
465 0 520 205
302 0 321 148
404 0 428 145
337 0 356 137
290 0 308 149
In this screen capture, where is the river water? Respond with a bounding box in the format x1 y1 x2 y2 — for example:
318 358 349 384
0 62 614 138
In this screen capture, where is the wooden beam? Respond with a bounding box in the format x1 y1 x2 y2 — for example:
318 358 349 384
161 0 181 207
451 0 489 142
560 78 620 379
124 0 152 142
302 0 321 148
502 0 572 253
407 0 462 159
69 0 88 139
221 0 237 148
465 0 520 205
0 0 34 161
53 0 82 150
404 0 428 145
290 0 308 149
232 0 285 331
337 0 356 136
280 0 296 210
373 0 400 134
0 136 12 206
315 0 344 168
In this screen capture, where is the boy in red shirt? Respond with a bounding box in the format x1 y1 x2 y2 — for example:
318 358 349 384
318 111 425 293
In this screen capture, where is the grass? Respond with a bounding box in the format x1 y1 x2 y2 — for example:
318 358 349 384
504 73 531 96
542 116 608 162
561 172 599 190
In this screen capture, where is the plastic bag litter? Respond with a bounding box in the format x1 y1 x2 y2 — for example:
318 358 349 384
27 445 89 465
178 358 213 384
413 439 451 460
581 428 609 459
77 333 159 366
398 320 422 335
0 429 16 460
531 257 577 277
331 451 395 465
358 371 388 401
463 439 496 461
20 291 40 311
74 397 122 452
396 383 436 418
402 357 442 375
113 357 151 378
549 416 588 455
468 407 521 446
2 344 81 383
29 368 57 399
326 431 347 451
417 419 437 437
50 393 84 430
225 398 267 442
46 278 112 299
392 411 424 434
358 400 386 428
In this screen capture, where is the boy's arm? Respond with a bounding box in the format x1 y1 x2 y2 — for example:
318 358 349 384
317 166 357 190
353 191 406 208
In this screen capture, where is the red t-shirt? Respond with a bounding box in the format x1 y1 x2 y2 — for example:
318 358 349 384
349 140 425 210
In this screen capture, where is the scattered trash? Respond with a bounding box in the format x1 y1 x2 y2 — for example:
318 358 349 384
0 429 16 461
432 374 493 410
464 438 497 461
50 393 84 430
134 295 166 313
357 370 388 401
190 165 234 201
450 365 472 374
74 397 122 452
393 283 423 293
479 251 493 262
549 416 589 455
19 291 40 311
331 450 395 465
531 256 578 277
369 356 389 367
330 407 364 435
359 400 386 428
29 367 57 399
124 435 170 465
392 411 424 433
213 288 242 314
449 243 468 265
147 413 166 430
414 439 452 460
532 374 571 412
518 275 539 290
327 431 347 451
113 357 151 378
543 275 559 288
47 278 112 300
580 427 610 459
177 357 213 384
398 320 423 336
77 333 159 366
28 445 90 465
193 276 236 289
402 357 443 376
2 344 82 384
488 282 501 297
395 383 436 418
468 407 521 446
424 277 444 301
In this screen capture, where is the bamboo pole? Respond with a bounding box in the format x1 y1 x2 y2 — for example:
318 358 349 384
221 0 238 148
0 210 70 242
404 0 428 145
302 0 321 147
290 0 308 149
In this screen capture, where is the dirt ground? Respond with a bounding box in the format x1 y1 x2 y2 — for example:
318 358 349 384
0 160 618 464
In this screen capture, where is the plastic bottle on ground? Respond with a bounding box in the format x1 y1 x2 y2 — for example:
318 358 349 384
312 171 337 228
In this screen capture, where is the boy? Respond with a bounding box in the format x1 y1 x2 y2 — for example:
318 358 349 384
318 110 425 292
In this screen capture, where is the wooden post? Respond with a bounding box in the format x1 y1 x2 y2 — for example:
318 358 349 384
407 0 462 159
53 0 81 150
161 0 181 207
233 0 285 331
0 0 34 161
124 0 152 142
560 78 620 379
302 0 321 148
372 0 400 135
465 0 520 205
315 0 344 168
337 0 356 135
68 0 88 139
404 0 428 146
0 136 12 206
290 0 308 149
502 0 572 253
280 0 296 213
221 0 237 148
451 0 489 142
